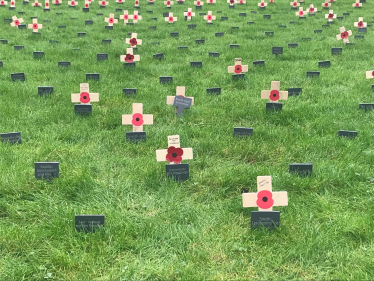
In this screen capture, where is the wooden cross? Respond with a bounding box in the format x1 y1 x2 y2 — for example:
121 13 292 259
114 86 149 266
28 18 42 32
204 11 215 23
134 0 139 7
261 81 288 103
194 0 202 6
184 8 195 20
105 13 118 26
54 0 60 5
99 0 108 6
242 176 288 211
296 7 307 16
120 48 140 63
308 4 317 13
71 83 99 105
120 10 130 24
207 0 216 3
129 10 141 23
290 1 299 8
325 9 336 21
353 0 362 7
354 17 367 28
322 1 331 8
68 0 77 6
228 0 236 7
366 65 374 79
167 86 194 115
11 16 24 27
165 12 177 23
156 135 193 164
227 58 248 75
10 0 15 7
258 0 267 7
122 103 153 132
45 0 49 8
32 0 40 6
126 33 142 48
84 0 89 7
0 0 8 5
336 27 352 44
164 0 173 7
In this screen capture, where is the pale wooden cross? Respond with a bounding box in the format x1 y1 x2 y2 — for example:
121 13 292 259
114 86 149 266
308 4 317 13
129 10 141 23
120 48 140 63
53 0 60 4
0 0 8 5
261 81 288 103
165 12 177 23
204 11 216 23
290 0 299 8
228 0 236 7
32 0 41 6
353 0 361 7
354 17 367 28
120 10 130 24
84 0 89 7
68 0 77 6
322 1 331 8
167 86 194 114
207 0 216 3
184 8 195 20
296 7 308 16
194 0 203 6
258 0 267 7
135 0 139 7
164 0 173 7
366 64 374 79
71 83 99 105
242 176 288 211
105 13 118 26
336 26 352 44
126 33 142 48
45 0 49 8
99 0 108 6
10 0 15 7
28 18 42 32
227 58 248 75
156 135 193 165
122 103 153 132
11 16 24 27
325 9 336 21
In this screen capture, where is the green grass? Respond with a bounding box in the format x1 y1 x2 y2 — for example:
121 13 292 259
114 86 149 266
1 0 374 280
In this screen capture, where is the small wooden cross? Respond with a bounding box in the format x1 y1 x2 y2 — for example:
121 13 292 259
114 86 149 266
11 16 24 27
84 1 89 7
120 10 130 24
194 0 202 6
105 13 118 26
366 65 374 79
296 7 307 17
122 103 153 132
71 83 99 104
45 0 49 8
134 0 139 7
258 0 267 7
354 17 367 28
242 176 288 211
10 0 15 7
164 0 173 7
129 10 141 23
184 8 195 20
325 9 336 21
68 0 77 6
54 0 60 5
353 0 362 7
120 48 140 63
167 86 194 116
99 0 108 6
207 0 216 3
290 1 299 8
126 33 142 48
28 18 42 33
165 12 177 23
322 1 331 8
228 0 236 7
227 58 248 75
156 135 193 164
336 27 352 44
204 11 215 23
308 4 317 13
32 0 40 6
0 0 8 5
261 81 288 103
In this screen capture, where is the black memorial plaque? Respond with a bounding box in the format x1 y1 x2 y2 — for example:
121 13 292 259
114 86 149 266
302 37 311 41
153 53 164 60
265 31 274 36
247 21 254 25
75 215 105 233
163 12 169 17
251 211 280 230
33 51 45 58
1 132 22 144
272 47 283 55
148 26 156 29
215 32 224 37
97 53 108 61
18 25 27 29
266 102 283 111
251 11 256 13
58 61 70 67
78 32 86 37
343 13 350 16
206 87 221 95
372 85 374 92
289 163 313 176
199 12 206 16
173 96 192 116
355 35 364 39
314 30 322 33
86 73 100 81
160 76 173 84
123 88 137 97
74 104 92 115
166 163 189 181
338 130 357 139
85 20 93 25
0 39 8 44
102 39 111 44
11 73 25 81
58 25 66 28
233 127 253 138
35 162 59 180
221 16 228 21
331 47 342 55
322 24 329 28
239 13 246 17
264 15 271 19
49 40 59 44
150 17 157 20
190 61 202 68
358 28 367 33
170 32 179 37
231 26 239 29
38 86 53 96
232 74 245 80
337 16 343 20
14 45 24 50
126 132 146 141
124 62 136 67
0 61 2 67
4 19 12 23
230 44 239 48
83 7 89 12
195 39 205 44
307 71 320 77
319 61 330 68
359 103 374 111
287 88 302 96
253 60 265 66
188 24 196 29
209 52 219 57
105 25 113 30
288 43 298 48
279 25 286 28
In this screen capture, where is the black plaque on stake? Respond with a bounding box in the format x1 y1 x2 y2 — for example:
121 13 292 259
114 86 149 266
85 20 93 25
123 88 137 97
33 51 44 58
14 45 24 50
86 73 100 81
78 32 86 37
170 32 179 37
195 39 205 44
11 73 25 81
160 76 173 84
215 32 224 37
233 127 253 138
126 132 146 141
230 44 239 48
272 47 283 55
314 30 322 33
331 47 342 55
188 24 196 29
263 14 271 19
178 46 188 50
265 31 274 36
232 74 245 80
209 52 219 57
288 43 298 48
35 162 59 180
359 104 374 111
287 88 302 96
166 163 189 181
190 61 202 68
289 163 313 176
58 61 70 67
253 60 265 66
307 71 320 77
266 102 283 111
97 53 108 61
74 104 92 115
251 211 280 230
338 130 357 139
206 88 221 95
1 132 22 144
38 86 54 96
319 61 330 68
153 53 164 60
75 215 105 233
173 96 192 116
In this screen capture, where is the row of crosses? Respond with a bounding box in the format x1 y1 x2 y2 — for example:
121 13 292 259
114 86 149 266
164 10 216 23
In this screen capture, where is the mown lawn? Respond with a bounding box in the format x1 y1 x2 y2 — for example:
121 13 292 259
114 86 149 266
1 0 374 280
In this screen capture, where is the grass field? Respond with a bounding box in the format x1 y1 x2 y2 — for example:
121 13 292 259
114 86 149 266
1 0 374 280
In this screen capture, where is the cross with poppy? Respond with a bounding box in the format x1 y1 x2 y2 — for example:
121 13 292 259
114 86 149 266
325 9 336 22
99 0 108 6
258 0 267 7
354 17 367 28
148 0 154 3
120 10 130 24
336 26 352 44
134 0 139 7
120 48 140 63
227 58 248 75
366 64 374 79
165 12 177 23
194 0 202 7
122 103 153 132
261 81 288 103
156 135 193 165
116 0 124 3
353 0 362 7
184 8 195 20
0 0 8 4
177 0 184 3
126 33 142 48
54 0 60 4
290 1 299 8
242 176 288 211
228 0 236 7
296 7 308 17
45 0 49 8
105 13 118 26
167 86 194 114
71 83 99 105
68 0 77 6
164 0 173 7
238 0 245 3
84 0 89 7
322 1 331 8
28 18 42 33
10 16 24 27
308 4 317 13
203 11 216 23
32 0 41 6
207 0 216 3
10 0 15 7
129 10 141 23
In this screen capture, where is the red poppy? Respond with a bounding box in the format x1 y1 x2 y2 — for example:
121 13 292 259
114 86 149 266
358 21 363 28
309 7 314 12
55 0 59 3
256 190 274 209
269 89 279 101
109 17 114 23
207 15 212 20
166 0 170 4
133 15 138 20
35 2 39 5
355 3 359 6
132 113 144 126
14 20 20 25
71 0 75 4
0 0 4 4
234 65 242 74
168 16 174 22
340 31 348 39
101 0 105 4
33 23 38 29
85 3 88 7
209 0 213 2
135 0 138 4
270 0 273 2
324 3 328 7
260 2 264 6
230 0 234 3
187 11 191 16
149 0 153 1
299 11 303 16
80 92 90 103
125 54 134 63
118 0 122 2
166 146 183 164
11 1 14 4
123 14 128 20
45 2 49 6
328 13 333 19
292 2 296 6
196 0 200 5
130 38 137 46
372 71 374 77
